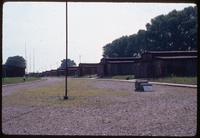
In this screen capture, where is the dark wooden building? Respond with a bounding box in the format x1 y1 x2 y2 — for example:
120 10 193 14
136 51 197 78
37 51 197 78
97 57 140 77
57 69 65 76
79 63 98 76
40 67 79 77
98 51 197 78
68 67 79 76
39 69 58 77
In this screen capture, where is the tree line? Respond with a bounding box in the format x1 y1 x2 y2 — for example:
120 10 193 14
4 56 26 68
58 59 76 69
3 56 76 72
103 6 197 58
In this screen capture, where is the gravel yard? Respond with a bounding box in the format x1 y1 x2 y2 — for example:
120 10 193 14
2 77 197 136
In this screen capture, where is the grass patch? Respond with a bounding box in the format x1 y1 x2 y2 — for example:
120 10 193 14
148 76 197 85
2 77 40 85
105 75 135 80
3 79 129 108
79 74 98 78
101 75 196 85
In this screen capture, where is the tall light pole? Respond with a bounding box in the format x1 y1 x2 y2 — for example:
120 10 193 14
33 48 35 73
79 55 81 64
30 48 32 74
64 2 68 100
25 41 27 75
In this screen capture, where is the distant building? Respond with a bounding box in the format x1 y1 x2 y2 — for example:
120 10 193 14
79 63 98 76
97 57 140 77
38 50 197 78
57 69 65 76
40 67 79 77
68 67 79 76
98 51 197 78
40 69 58 77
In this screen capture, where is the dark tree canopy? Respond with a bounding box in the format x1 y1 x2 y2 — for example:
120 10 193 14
5 56 26 68
59 59 76 69
103 6 197 58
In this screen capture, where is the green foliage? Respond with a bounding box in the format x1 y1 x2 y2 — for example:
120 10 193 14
111 75 135 80
149 77 197 85
103 6 197 57
5 56 26 68
2 77 40 85
59 59 76 69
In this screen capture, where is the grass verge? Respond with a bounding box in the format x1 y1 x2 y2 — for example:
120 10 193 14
2 77 41 85
101 75 135 80
148 76 197 85
102 75 196 85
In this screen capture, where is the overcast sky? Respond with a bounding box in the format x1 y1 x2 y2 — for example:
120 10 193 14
3 2 196 72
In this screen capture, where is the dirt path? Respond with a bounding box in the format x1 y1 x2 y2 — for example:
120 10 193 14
2 77 65 96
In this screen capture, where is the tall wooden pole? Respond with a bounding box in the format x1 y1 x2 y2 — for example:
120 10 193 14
64 2 68 99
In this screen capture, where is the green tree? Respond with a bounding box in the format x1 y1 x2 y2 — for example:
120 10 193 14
103 6 197 57
59 59 76 69
5 56 26 68
145 6 197 51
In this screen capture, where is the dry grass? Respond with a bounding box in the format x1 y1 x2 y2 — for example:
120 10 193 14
3 79 129 108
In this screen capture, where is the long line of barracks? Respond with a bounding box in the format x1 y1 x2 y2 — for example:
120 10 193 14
39 51 197 78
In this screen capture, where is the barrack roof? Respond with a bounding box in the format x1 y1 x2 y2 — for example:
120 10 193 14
107 61 136 64
155 56 197 59
79 63 99 65
103 57 141 60
146 50 197 54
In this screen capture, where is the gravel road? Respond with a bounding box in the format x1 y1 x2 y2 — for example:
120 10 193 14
2 77 197 136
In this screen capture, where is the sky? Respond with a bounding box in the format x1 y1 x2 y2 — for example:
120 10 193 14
3 2 196 72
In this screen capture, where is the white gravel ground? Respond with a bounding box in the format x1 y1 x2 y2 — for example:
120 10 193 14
2 78 197 136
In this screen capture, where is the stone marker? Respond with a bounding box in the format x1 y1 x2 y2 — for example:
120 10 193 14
135 79 153 92
142 83 153 92
135 80 148 91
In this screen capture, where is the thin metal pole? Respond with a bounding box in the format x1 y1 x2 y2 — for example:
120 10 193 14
64 2 68 99
30 49 32 73
79 55 81 64
25 41 27 75
5 66 6 78
33 48 35 73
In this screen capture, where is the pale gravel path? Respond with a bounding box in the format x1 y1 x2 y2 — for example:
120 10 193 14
2 78 197 136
